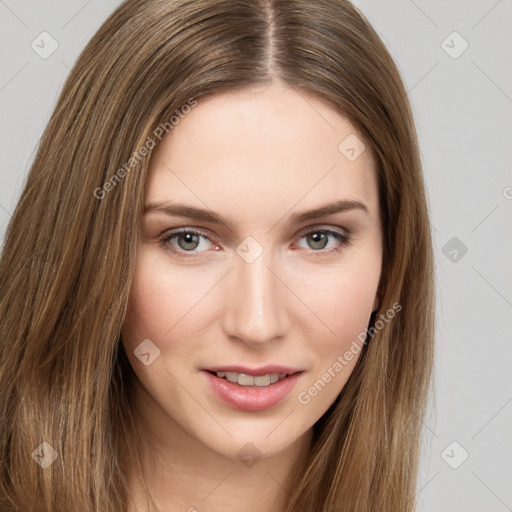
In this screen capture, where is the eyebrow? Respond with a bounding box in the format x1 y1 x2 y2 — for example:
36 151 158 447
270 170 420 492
144 199 369 229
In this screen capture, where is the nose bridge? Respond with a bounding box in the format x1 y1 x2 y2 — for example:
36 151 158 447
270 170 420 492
223 241 287 345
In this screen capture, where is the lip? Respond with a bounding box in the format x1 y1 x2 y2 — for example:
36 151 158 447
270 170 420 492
201 370 304 411
202 365 303 377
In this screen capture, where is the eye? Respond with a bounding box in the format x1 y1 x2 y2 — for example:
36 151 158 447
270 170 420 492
159 228 215 257
158 226 352 258
296 227 352 256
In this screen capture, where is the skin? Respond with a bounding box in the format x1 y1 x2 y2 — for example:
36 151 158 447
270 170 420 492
120 80 382 512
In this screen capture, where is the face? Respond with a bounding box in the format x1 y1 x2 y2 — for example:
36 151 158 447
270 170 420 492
121 82 382 463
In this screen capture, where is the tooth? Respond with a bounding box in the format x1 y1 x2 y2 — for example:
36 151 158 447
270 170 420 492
238 373 255 386
225 372 239 383
254 375 271 386
217 371 287 386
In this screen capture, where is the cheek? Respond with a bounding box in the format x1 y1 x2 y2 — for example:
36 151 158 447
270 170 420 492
312 275 373 329
294 253 381 401
121 249 218 360
302 277 373 384
121 253 174 352
303 258 380 344
294 284 374 414
123 238 381 350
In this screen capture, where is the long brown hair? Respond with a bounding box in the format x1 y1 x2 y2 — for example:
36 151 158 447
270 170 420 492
0 0 435 510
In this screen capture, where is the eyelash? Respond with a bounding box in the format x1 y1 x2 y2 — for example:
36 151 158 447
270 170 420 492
158 226 352 259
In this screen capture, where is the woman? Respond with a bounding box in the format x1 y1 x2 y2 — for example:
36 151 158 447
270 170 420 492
0 0 435 510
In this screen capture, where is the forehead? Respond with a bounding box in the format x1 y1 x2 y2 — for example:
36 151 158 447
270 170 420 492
145 84 379 226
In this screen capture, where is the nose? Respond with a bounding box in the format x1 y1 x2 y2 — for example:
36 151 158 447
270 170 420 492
222 246 289 347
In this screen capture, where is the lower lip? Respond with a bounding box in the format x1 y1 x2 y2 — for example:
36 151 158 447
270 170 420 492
202 371 303 411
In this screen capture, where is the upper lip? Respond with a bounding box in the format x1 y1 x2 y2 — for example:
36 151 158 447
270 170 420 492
202 365 303 376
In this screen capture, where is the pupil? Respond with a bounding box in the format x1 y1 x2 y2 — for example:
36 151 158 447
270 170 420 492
309 232 327 249
179 233 199 250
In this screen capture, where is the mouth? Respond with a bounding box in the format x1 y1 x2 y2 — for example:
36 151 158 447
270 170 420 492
205 370 300 387
201 368 304 412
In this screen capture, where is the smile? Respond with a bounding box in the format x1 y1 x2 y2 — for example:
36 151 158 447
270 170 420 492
202 370 303 411
213 371 291 387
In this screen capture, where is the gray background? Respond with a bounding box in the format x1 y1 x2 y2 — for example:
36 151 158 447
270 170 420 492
1 1 511 510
